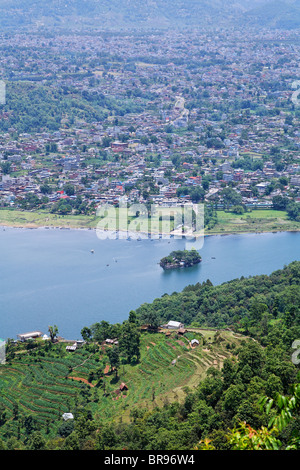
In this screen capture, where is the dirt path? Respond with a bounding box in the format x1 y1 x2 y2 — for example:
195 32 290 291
69 376 95 387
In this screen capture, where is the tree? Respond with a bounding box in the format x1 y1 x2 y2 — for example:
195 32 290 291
27 431 46 450
63 184 75 196
286 202 300 221
57 420 74 438
1 161 11 175
222 358 236 389
220 187 242 209
237 341 263 375
63 431 80 450
231 205 244 215
128 310 137 324
48 325 58 343
23 414 38 436
19 193 40 210
272 195 289 210
91 320 112 342
119 321 141 363
222 384 245 416
0 403 7 426
190 186 205 203
40 183 52 195
12 402 19 420
81 327 92 342
227 384 300 450
107 346 120 378
96 425 117 450
139 307 161 329
227 421 281 450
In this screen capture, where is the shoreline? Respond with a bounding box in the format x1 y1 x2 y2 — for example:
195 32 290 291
0 207 299 238
1 221 300 239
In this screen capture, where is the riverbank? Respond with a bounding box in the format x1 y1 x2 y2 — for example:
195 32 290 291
0 208 299 237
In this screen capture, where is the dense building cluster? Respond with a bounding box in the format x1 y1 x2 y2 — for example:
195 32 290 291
0 28 299 216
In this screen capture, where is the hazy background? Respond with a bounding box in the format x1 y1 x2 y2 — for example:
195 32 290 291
0 0 300 30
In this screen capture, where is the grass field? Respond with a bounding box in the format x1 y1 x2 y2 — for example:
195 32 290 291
0 209 98 229
0 329 245 439
207 209 300 235
0 207 299 235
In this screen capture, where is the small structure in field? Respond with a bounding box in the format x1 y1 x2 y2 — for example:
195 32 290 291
62 413 74 421
120 382 128 391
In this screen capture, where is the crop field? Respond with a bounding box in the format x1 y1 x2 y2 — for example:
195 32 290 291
0 329 244 440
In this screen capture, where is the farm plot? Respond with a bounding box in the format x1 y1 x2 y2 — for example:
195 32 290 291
0 347 96 439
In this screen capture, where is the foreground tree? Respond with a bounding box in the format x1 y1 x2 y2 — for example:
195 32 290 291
228 384 300 450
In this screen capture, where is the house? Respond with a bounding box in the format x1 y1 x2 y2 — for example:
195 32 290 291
166 321 184 329
120 382 128 391
111 141 129 153
62 413 74 421
105 338 118 345
191 339 200 347
178 328 187 335
17 331 43 342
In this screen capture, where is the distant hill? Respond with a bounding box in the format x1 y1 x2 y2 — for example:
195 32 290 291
0 0 228 29
242 0 300 29
0 0 296 31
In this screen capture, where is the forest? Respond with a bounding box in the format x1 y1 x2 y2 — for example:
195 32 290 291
0 81 145 133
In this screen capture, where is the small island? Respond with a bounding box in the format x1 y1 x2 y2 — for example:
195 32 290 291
160 249 202 270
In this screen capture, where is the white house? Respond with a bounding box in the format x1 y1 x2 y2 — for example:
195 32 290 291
166 321 184 329
17 331 43 342
62 413 74 421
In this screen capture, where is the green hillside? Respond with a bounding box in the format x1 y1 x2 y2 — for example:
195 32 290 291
0 261 299 450
0 327 243 442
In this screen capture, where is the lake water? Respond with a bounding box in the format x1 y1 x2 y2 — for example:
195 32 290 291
0 227 299 340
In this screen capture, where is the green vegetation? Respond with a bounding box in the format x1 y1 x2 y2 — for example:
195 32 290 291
0 82 144 133
160 249 201 269
0 207 299 235
205 208 300 235
0 261 299 450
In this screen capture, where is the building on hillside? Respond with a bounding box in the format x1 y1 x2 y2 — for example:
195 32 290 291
17 331 43 341
178 328 187 335
165 320 184 329
62 413 74 421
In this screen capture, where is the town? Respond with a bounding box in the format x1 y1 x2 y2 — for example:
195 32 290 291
0 28 300 228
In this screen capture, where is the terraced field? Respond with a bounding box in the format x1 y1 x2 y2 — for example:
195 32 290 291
0 329 244 438
0 345 101 438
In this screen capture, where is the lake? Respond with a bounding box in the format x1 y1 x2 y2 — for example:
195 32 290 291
0 227 299 340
